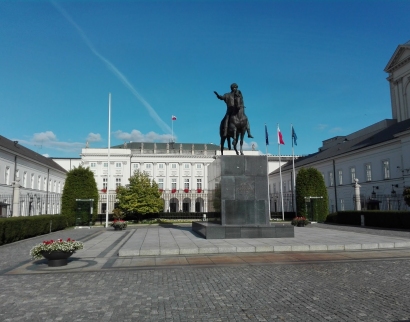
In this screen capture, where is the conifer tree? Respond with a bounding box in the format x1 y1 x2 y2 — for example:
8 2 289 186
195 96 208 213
61 166 99 226
295 167 328 222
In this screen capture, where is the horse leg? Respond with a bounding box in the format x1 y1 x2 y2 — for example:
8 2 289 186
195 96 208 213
233 133 239 155
220 136 225 155
232 127 237 147
240 131 245 155
227 137 231 150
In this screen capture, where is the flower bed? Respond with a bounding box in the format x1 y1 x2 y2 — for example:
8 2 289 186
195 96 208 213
30 238 84 259
111 219 127 229
291 216 310 226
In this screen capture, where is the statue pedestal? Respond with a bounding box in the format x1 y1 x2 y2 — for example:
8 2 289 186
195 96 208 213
192 155 294 239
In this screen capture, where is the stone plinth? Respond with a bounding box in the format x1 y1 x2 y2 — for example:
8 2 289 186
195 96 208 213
193 155 294 239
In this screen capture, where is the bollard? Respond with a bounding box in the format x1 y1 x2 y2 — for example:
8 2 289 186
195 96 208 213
203 214 207 222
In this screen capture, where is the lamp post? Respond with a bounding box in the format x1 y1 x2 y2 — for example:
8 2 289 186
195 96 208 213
28 194 33 216
391 184 398 198
371 186 378 199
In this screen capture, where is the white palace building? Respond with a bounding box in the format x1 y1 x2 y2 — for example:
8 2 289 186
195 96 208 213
53 143 291 215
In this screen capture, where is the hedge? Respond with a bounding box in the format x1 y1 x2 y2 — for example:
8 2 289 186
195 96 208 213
325 211 410 229
0 215 67 246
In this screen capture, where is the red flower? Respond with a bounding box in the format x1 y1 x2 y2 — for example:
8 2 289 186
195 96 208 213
171 189 176 193
184 188 189 193
197 189 202 193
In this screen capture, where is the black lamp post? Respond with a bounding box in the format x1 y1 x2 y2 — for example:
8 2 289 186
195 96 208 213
371 186 378 199
28 194 33 216
391 184 398 198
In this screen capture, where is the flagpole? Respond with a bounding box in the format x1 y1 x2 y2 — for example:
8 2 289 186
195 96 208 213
106 93 111 229
265 123 269 155
171 118 174 142
291 124 297 216
278 124 284 221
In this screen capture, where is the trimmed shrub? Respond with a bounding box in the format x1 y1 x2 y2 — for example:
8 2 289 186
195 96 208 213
325 211 410 229
0 215 66 246
296 167 328 222
61 166 99 226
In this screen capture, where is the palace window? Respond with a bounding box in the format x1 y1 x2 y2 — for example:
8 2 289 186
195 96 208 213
350 167 356 183
382 160 390 179
365 164 372 181
329 172 334 187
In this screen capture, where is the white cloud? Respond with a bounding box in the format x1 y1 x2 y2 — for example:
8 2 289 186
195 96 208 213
17 131 85 153
32 131 57 142
114 130 174 143
329 127 343 133
316 124 328 131
86 133 102 142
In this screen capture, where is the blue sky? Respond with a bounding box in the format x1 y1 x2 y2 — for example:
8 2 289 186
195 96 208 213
1 0 409 158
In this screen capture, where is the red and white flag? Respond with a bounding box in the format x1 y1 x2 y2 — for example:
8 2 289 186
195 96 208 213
277 125 285 145
171 115 177 121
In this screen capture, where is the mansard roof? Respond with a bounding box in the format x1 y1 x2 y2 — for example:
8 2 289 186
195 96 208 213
111 142 220 151
0 135 67 173
384 40 410 73
273 118 410 173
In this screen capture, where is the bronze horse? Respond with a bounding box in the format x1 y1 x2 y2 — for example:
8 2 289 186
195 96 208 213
220 105 249 155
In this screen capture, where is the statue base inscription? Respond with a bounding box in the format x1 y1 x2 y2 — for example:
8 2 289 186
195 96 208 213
192 155 294 239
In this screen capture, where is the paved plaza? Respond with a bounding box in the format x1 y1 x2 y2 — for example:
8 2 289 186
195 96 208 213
1 223 410 321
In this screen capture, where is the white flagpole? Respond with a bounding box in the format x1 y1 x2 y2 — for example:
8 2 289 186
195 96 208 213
291 124 297 215
171 118 173 142
278 124 284 221
106 93 111 229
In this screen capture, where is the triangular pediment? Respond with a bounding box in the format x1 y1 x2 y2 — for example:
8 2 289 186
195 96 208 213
385 41 410 73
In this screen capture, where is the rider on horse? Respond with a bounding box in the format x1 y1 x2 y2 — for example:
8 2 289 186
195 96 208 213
214 83 254 138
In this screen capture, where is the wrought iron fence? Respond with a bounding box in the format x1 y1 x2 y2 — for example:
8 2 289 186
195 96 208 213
0 193 62 217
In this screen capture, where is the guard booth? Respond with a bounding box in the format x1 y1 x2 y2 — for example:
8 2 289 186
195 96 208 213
75 199 94 227
304 196 323 222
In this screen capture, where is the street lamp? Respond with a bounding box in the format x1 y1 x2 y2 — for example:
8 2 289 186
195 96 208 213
391 184 398 198
28 194 34 216
371 186 378 199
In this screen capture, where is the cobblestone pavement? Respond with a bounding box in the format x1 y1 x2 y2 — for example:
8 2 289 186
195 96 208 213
0 225 410 321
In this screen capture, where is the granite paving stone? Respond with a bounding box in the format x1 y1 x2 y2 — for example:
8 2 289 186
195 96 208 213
1 224 410 321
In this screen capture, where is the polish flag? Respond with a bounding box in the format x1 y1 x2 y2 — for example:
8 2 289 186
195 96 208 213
277 126 285 145
171 115 177 121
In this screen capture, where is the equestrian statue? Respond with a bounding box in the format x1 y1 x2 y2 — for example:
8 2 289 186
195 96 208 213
214 83 254 155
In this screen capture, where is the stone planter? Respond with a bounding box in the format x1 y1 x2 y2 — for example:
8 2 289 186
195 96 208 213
41 251 74 267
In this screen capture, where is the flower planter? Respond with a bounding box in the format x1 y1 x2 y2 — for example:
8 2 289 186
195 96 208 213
41 251 74 267
114 226 124 231
297 222 305 227
30 238 83 267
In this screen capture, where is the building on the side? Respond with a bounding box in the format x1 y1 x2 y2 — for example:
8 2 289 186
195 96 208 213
54 142 296 214
269 41 410 214
0 135 67 217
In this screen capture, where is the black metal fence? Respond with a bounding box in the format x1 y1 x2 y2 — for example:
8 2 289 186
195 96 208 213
0 193 62 217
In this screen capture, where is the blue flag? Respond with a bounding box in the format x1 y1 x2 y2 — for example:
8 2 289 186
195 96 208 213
265 124 269 145
292 126 297 146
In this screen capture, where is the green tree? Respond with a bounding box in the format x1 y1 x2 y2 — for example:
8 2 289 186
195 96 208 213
295 167 328 222
116 170 163 216
61 166 99 226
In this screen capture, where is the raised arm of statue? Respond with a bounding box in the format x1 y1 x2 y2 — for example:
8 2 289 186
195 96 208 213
214 91 223 100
